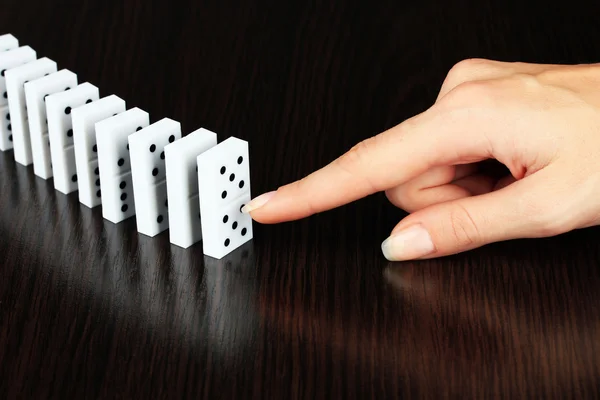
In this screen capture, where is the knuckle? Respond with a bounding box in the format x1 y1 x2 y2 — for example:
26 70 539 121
447 204 482 247
336 136 381 190
445 58 491 83
510 72 541 90
442 79 497 107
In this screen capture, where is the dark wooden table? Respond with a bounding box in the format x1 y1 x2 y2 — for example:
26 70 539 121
1 1 600 398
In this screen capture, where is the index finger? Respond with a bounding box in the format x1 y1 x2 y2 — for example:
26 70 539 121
244 104 493 223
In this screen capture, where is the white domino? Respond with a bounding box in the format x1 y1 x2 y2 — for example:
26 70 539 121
0 46 36 150
72 95 126 208
46 82 99 194
0 35 18 148
25 69 78 179
129 118 182 237
0 34 18 52
164 127 217 248
95 107 149 223
197 137 253 259
6 58 57 166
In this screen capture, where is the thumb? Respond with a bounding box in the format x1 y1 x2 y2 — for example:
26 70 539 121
381 167 566 261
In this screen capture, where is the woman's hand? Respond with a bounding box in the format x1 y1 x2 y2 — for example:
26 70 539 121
242 59 600 261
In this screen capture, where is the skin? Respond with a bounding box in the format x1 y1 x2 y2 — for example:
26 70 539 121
241 58 600 261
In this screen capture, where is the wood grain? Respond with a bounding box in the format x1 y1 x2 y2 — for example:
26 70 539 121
1 1 600 398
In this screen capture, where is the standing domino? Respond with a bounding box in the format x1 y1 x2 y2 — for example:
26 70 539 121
129 118 182 237
164 127 217 248
0 46 36 150
0 34 18 51
72 95 126 208
46 82 99 194
95 108 149 223
197 137 253 259
5 58 58 166
0 35 18 151
25 69 78 179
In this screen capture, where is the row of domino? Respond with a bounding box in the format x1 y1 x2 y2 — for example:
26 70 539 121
0 33 253 259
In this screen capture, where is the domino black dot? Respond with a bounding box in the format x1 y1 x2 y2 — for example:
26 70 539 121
120 193 127 201
223 215 229 223
92 144 97 152
7 124 11 131
66 129 73 137
65 87 71 90
232 221 238 230
164 199 168 207
45 73 49 76
157 215 164 223
86 99 92 104
160 151 164 160
240 204 244 212
0 70 5 76
229 173 235 182
6 113 9 121
149 144 156 152
195 166 198 172
94 167 99 175
241 228 247 236
168 135 175 143
221 190 227 199
95 179 100 187
71 174 77 182
119 181 126 189
220 166 226 174
198 213 201 219
121 204 128 212
152 168 158 176
3 92 7 99
8 135 12 141
65 106 71 115
96 190 101 198
117 158 124 167
126 144 129 150
136 126 142 131
224 238 230 247
238 180 245 188
237 156 243 164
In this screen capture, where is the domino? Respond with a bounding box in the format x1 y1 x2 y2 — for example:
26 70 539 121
0 34 18 52
72 95 126 208
6 58 58 166
24 69 78 179
0 38 22 153
46 82 99 194
0 46 35 107
0 46 36 150
95 107 149 223
197 137 253 259
164 127 217 248
129 118 182 237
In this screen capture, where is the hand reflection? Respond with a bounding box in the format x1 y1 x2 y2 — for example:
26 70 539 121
256 254 600 397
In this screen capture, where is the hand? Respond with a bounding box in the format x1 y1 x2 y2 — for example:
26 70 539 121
242 59 600 261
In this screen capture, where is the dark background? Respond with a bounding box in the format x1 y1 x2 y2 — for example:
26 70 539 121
1 0 600 398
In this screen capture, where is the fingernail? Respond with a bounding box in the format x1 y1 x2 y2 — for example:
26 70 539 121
381 225 435 261
241 191 276 213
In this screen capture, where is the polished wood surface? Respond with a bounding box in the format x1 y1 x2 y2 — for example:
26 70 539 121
1 1 600 398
